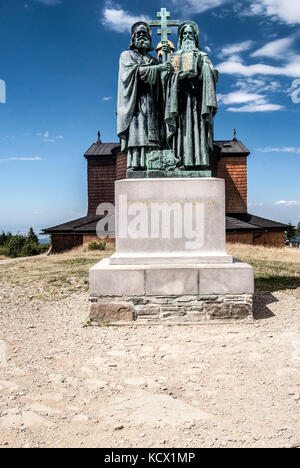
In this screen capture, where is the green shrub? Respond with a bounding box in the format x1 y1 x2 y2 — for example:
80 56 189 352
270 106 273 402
0 232 13 247
88 241 107 251
0 229 49 258
21 241 40 257
0 231 8 247
6 235 27 258
38 243 50 254
286 222 296 241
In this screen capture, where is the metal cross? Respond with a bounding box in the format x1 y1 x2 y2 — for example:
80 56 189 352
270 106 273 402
149 8 179 54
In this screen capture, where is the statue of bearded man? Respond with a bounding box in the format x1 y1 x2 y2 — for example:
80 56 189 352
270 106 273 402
164 21 218 170
117 22 173 171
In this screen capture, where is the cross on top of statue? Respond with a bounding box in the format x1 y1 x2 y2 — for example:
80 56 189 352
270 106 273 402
149 8 179 43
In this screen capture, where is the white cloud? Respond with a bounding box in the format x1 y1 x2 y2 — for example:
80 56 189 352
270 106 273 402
219 79 283 112
259 80 282 92
0 157 42 162
251 36 296 59
235 78 281 93
102 96 113 101
218 36 300 79
250 0 300 25
249 202 264 207
218 91 265 105
36 131 62 142
227 101 283 112
171 0 230 14
217 56 300 77
219 40 254 58
173 0 300 25
257 147 300 153
102 2 150 33
275 200 300 206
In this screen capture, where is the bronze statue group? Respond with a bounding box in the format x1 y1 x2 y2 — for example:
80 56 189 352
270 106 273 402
117 20 218 173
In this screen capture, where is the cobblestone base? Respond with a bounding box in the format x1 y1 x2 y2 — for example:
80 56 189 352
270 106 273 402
89 294 253 324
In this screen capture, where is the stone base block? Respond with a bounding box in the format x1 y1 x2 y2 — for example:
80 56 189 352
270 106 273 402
109 252 233 265
113 178 230 263
89 258 254 323
89 294 253 324
89 302 135 323
127 170 212 179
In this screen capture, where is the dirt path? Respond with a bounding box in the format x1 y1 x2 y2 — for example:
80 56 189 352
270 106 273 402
0 288 299 448
0 254 47 266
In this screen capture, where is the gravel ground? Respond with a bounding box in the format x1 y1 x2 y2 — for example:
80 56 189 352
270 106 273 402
0 285 299 448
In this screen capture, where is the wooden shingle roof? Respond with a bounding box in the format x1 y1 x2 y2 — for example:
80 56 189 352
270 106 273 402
214 140 250 156
84 142 120 158
227 214 289 231
44 213 289 235
83 140 249 159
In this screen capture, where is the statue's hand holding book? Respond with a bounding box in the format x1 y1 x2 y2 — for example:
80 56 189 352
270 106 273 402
171 51 198 74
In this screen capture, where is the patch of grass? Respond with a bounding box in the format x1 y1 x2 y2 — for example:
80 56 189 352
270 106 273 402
255 276 300 291
54 258 94 267
2 243 298 302
88 241 107 251
74 270 90 278
0 247 9 258
227 243 300 292
83 320 93 328
0 245 112 302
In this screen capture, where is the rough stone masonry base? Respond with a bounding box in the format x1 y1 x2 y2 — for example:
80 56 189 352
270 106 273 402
88 258 254 324
89 294 253 324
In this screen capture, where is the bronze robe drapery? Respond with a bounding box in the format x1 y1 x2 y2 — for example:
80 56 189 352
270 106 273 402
117 50 162 169
164 51 218 169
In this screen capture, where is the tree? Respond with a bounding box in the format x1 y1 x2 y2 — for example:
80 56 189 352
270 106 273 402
295 221 300 236
0 230 47 258
6 235 26 258
27 227 39 244
286 222 296 241
0 231 7 246
21 241 39 257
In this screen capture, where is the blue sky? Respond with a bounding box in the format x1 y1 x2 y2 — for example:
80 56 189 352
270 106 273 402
0 0 300 234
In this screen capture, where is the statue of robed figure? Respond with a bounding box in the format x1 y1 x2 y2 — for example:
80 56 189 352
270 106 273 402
117 10 218 177
117 22 172 170
163 21 218 170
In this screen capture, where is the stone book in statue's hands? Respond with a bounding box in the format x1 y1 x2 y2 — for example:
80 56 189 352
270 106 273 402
171 52 198 73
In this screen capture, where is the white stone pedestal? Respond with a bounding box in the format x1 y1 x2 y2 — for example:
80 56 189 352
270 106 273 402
89 178 254 323
110 178 232 265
